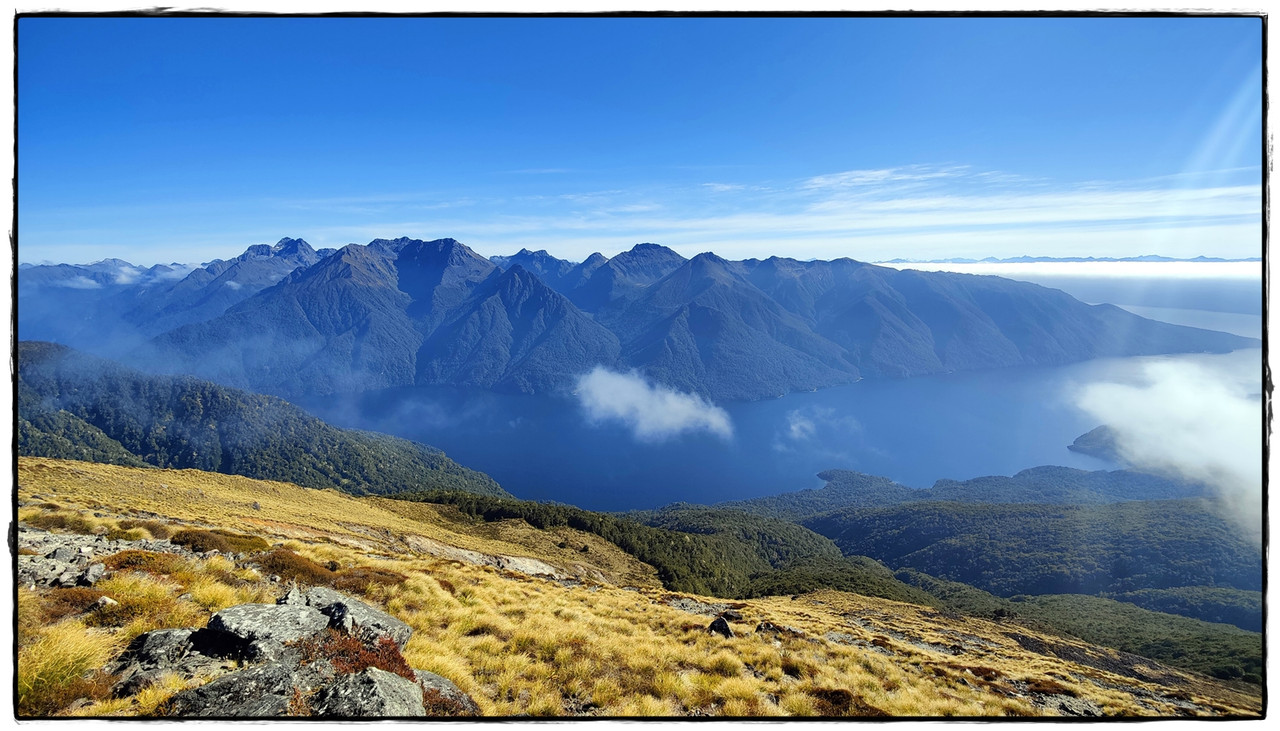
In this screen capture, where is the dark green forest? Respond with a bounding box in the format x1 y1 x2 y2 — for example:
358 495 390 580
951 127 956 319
893 570 1262 685
393 491 933 604
802 499 1260 597
18 341 508 498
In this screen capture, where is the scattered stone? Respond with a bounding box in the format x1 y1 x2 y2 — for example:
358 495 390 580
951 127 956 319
79 562 106 586
92 596 119 610
663 595 729 616
48 546 78 563
1039 695 1104 717
279 586 413 648
707 616 734 639
97 582 480 718
164 662 307 717
720 609 743 622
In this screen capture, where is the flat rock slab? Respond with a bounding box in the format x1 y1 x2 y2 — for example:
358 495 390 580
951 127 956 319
208 603 328 645
311 668 426 717
279 586 413 649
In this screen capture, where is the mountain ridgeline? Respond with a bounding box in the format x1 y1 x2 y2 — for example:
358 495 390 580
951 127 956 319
17 341 509 499
19 237 1257 402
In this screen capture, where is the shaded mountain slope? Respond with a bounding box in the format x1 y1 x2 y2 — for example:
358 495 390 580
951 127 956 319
607 253 859 399
415 265 621 393
490 248 577 290
144 238 619 398
17 341 509 498
28 237 1258 403
122 237 328 335
562 242 688 311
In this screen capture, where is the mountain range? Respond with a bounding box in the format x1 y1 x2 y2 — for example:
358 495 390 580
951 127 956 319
19 237 1258 401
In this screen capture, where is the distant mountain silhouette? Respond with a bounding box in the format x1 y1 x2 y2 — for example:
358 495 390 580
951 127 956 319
21 237 1259 402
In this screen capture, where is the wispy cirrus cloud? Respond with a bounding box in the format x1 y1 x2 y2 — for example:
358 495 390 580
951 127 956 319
802 164 970 190
20 162 1262 265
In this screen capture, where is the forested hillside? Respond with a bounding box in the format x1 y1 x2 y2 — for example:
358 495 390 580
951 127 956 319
718 466 1211 521
802 500 1260 597
18 341 509 498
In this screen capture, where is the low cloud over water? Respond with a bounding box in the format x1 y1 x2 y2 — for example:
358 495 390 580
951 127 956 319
1074 354 1262 543
575 367 733 443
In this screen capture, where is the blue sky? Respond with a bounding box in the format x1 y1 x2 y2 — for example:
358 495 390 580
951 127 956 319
18 15 1263 265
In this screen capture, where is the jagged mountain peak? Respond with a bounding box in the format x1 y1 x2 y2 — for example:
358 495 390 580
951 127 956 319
272 237 315 257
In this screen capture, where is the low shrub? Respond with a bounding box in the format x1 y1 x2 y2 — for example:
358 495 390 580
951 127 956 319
169 530 232 554
254 549 336 586
26 513 96 535
117 519 173 539
105 527 148 542
294 628 416 682
42 588 107 623
423 687 472 716
208 529 271 554
101 550 185 576
331 567 408 595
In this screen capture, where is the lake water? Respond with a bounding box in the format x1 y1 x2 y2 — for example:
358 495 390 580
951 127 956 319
302 266 1265 512
302 346 1261 512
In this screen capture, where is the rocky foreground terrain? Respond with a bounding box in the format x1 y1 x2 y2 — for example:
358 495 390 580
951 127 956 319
14 457 1264 718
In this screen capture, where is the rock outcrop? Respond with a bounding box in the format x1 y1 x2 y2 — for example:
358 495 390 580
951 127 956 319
107 585 478 718
17 525 196 589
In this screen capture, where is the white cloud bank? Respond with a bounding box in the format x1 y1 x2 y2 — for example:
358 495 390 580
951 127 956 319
1075 358 1262 543
574 367 732 443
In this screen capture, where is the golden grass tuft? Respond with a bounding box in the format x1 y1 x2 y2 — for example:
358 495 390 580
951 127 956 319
84 572 206 642
17 620 121 717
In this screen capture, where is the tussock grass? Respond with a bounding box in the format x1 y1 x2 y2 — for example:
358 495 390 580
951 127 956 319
171 528 270 554
85 572 206 642
17 620 121 717
16 457 1265 719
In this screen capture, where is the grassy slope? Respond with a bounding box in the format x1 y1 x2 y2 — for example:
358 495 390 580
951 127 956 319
16 457 1261 718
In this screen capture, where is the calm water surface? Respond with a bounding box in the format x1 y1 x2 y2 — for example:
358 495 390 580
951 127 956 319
303 348 1261 511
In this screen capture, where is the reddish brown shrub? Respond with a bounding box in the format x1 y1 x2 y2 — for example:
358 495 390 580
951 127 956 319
294 628 416 682
254 549 335 586
101 550 183 575
42 588 106 622
331 567 408 595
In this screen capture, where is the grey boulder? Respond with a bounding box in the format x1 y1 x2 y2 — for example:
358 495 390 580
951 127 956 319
310 668 426 717
208 603 329 645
